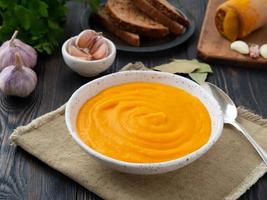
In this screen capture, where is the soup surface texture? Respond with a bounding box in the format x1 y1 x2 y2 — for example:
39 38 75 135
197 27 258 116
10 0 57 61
77 82 211 163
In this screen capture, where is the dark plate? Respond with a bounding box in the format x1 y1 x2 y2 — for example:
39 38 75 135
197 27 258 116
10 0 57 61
80 0 195 52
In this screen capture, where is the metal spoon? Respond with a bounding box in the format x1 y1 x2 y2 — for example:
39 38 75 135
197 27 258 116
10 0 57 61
202 82 267 165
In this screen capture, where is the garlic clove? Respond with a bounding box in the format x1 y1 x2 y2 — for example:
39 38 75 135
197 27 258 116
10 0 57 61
230 41 249 54
249 44 260 59
0 52 37 97
80 47 90 54
76 55 92 61
75 56 88 61
260 44 267 59
68 44 90 58
92 43 109 60
90 37 106 54
87 36 98 50
75 29 98 49
86 54 93 61
0 30 37 70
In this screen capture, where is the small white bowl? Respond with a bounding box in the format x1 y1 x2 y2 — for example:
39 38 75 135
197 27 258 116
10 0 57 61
65 71 224 174
62 36 116 77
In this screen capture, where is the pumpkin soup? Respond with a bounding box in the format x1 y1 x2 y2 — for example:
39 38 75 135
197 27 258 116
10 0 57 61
77 82 211 163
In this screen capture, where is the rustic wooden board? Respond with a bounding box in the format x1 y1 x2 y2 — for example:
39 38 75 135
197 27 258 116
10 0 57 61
197 0 267 67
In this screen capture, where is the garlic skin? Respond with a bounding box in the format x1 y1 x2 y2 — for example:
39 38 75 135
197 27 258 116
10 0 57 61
0 31 37 70
92 43 109 60
0 53 37 97
260 44 267 59
230 41 249 54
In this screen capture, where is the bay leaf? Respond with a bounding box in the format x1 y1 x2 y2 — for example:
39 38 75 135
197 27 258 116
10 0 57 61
153 59 212 84
153 60 200 74
191 60 213 73
189 73 208 84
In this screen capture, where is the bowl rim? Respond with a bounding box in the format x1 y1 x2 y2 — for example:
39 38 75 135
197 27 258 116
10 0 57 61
65 70 224 168
62 36 116 63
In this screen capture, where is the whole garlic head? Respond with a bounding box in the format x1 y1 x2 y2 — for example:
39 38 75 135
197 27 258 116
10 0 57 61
0 52 37 97
0 30 37 71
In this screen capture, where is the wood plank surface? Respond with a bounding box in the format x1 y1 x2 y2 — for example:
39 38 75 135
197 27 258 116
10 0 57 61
197 0 267 67
0 0 267 200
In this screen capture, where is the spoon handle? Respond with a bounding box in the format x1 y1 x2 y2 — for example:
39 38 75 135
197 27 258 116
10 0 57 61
231 121 267 165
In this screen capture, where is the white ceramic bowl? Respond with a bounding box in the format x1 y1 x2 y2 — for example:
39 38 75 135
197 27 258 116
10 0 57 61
65 71 224 175
62 36 116 77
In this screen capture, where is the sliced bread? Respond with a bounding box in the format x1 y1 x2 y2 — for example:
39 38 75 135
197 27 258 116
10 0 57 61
106 0 169 38
148 0 189 27
134 0 184 35
98 7 140 46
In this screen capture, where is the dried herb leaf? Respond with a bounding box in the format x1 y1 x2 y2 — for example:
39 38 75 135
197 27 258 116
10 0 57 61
153 60 213 84
191 60 212 73
153 60 200 74
189 73 208 84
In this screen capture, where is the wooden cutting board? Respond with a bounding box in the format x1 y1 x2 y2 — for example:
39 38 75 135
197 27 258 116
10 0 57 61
197 0 267 67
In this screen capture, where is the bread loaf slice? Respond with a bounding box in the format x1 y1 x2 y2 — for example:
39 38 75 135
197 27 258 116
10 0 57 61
98 7 140 46
106 0 169 38
134 0 185 35
148 0 189 27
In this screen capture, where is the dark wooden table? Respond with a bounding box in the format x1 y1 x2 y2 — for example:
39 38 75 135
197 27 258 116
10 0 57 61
1 1 267 199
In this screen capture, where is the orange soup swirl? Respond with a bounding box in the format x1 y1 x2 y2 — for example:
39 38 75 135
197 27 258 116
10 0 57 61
77 82 211 163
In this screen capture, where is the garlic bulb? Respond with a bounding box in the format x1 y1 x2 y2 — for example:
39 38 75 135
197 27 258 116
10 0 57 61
0 52 37 97
0 30 37 70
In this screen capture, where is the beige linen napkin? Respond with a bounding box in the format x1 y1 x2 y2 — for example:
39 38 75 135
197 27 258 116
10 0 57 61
10 63 267 200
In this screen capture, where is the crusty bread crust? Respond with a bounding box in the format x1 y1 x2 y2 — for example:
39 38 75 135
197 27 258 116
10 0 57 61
135 0 185 35
149 0 189 27
106 0 169 38
98 7 140 46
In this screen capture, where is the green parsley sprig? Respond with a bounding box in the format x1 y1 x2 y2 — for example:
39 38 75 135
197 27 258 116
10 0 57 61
0 0 67 54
